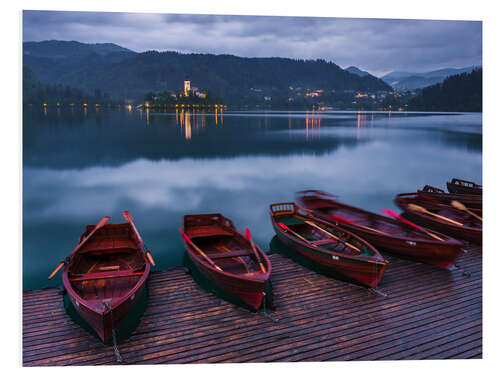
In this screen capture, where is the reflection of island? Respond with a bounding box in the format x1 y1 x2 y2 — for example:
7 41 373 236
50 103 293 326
23 109 482 169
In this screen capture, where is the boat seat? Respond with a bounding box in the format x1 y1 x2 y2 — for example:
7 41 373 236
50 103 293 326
69 269 144 282
187 225 234 239
78 238 137 254
208 250 254 259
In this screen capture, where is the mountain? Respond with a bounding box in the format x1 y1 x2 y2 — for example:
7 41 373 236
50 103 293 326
23 41 392 104
408 68 482 112
382 66 480 91
345 66 371 77
23 40 135 59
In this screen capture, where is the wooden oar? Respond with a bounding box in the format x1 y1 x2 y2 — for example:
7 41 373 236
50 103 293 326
48 261 65 280
304 220 361 253
407 203 463 226
245 228 266 273
329 214 390 236
277 222 310 243
48 215 110 279
451 200 482 222
123 210 156 266
180 230 223 271
381 209 444 241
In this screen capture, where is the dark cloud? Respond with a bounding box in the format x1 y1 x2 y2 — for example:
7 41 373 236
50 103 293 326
22 10 482 76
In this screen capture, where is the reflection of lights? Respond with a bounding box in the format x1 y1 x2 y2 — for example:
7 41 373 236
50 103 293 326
185 111 191 140
305 109 322 140
146 108 150 125
127 104 132 112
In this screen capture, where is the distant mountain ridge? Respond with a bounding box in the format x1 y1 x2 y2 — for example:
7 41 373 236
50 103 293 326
23 40 135 58
22 40 392 104
345 66 371 77
382 66 480 91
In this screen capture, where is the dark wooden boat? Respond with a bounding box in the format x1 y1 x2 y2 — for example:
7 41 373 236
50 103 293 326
181 213 271 310
297 190 464 269
446 178 482 195
395 192 482 244
418 185 482 211
270 202 387 287
60 212 152 343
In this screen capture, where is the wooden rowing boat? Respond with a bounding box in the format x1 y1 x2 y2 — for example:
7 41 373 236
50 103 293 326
297 190 464 269
181 213 271 310
446 178 482 195
61 212 151 343
418 185 482 211
395 192 482 244
270 202 387 287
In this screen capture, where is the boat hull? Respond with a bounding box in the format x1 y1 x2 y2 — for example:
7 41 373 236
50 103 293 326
186 249 267 310
271 222 386 287
182 213 271 311
63 272 148 343
418 187 482 211
60 216 151 344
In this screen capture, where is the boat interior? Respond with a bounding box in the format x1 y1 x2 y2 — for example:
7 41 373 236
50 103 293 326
68 224 146 308
312 204 436 240
184 215 263 275
399 197 482 228
271 207 374 257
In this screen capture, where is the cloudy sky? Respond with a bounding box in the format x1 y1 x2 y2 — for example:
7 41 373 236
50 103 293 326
22 10 482 77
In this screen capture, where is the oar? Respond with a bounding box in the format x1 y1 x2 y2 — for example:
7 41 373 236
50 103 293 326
451 200 482 222
123 210 155 266
180 230 223 271
407 203 463 226
277 222 310 243
329 214 390 236
245 228 266 273
304 220 361 253
48 261 65 280
48 215 110 279
381 209 444 241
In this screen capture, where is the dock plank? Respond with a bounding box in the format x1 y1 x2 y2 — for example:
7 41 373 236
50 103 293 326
23 244 482 365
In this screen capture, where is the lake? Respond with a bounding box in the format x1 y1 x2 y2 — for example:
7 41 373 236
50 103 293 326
23 108 482 290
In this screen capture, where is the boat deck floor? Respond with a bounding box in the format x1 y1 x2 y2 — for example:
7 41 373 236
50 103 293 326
23 244 481 365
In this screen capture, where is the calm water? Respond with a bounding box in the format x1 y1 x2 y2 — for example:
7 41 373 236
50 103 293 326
23 108 482 290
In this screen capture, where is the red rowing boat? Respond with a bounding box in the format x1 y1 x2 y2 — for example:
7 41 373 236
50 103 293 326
181 213 271 310
59 212 152 343
418 185 482 211
395 192 482 244
270 202 387 287
446 178 482 195
297 190 464 269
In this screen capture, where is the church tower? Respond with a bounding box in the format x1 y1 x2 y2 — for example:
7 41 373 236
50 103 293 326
184 78 191 96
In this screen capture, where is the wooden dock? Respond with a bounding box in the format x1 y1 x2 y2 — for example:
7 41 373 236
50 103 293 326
23 245 482 365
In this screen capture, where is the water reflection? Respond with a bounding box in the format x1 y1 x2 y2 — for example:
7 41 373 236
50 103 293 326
23 109 482 290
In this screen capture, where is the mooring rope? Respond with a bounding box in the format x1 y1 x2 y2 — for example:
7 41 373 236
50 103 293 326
104 302 123 363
